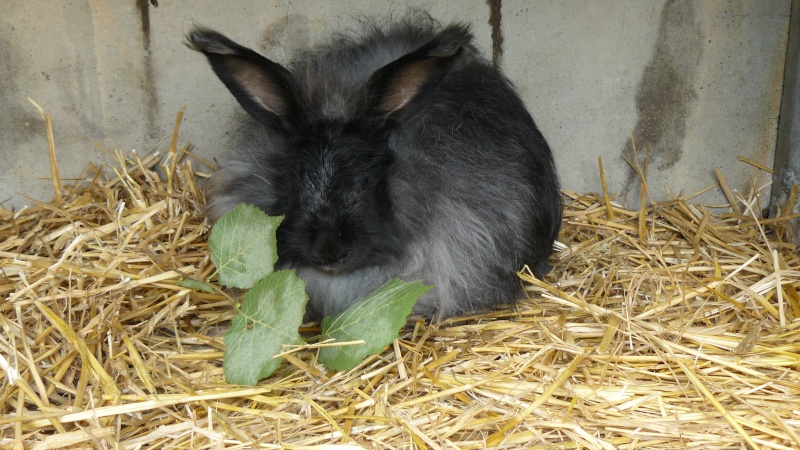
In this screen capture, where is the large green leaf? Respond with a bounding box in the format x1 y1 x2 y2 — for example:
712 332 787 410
208 203 283 289
319 279 432 371
223 270 308 385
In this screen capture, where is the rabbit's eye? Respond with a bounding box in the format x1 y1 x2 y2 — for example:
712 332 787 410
359 179 369 194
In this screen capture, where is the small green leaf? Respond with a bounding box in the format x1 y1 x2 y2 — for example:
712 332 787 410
177 278 215 294
319 279 432 371
209 203 283 289
223 270 308 385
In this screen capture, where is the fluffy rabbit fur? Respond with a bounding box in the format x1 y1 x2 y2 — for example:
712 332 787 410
188 14 562 320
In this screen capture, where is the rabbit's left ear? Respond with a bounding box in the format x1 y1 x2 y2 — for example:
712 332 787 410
365 24 472 117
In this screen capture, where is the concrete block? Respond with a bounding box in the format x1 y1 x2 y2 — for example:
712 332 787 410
1 2 101 208
503 0 790 207
0 2 154 209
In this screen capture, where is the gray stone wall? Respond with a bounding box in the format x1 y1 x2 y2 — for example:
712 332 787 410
0 1 792 211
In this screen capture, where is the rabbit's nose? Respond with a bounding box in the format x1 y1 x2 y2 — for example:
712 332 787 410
309 242 349 268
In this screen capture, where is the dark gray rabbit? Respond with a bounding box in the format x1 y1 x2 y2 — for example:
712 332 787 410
188 14 562 320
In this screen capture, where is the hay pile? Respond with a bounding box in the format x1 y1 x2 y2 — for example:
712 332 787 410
1 111 799 449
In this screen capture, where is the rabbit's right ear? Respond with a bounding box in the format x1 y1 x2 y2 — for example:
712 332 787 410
187 28 300 128
365 24 473 119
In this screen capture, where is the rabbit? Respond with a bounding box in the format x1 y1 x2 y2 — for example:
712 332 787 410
187 13 562 321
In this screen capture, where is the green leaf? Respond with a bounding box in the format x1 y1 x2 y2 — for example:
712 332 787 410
209 203 283 289
223 270 308 385
319 279 432 371
177 278 215 294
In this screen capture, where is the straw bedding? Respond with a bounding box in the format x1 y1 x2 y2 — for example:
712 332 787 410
1 111 799 449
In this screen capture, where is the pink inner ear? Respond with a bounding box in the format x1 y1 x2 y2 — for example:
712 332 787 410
378 58 438 115
230 58 288 116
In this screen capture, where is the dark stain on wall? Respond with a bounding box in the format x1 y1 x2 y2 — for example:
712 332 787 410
620 0 704 198
137 0 158 139
488 0 503 67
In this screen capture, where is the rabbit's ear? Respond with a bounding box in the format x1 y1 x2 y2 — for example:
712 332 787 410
187 28 300 128
366 24 472 117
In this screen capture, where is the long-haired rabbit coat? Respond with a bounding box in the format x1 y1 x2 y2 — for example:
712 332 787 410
188 14 562 320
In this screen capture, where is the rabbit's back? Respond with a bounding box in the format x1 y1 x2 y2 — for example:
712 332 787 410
299 22 560 319
386 63 560 318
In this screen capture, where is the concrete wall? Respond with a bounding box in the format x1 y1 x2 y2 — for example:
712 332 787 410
0 1 792 211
